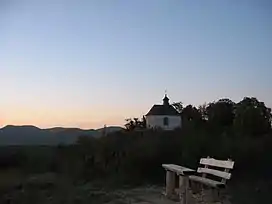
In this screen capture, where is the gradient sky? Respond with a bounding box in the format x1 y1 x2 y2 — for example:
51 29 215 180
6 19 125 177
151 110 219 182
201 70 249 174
1 0 271 129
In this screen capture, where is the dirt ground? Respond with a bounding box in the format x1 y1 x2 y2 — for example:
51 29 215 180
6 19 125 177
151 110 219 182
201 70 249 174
102 186 232 204
1 171 267 204
1 181 231 204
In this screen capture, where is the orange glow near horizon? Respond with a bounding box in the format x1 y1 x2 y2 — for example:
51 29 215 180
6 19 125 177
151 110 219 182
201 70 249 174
0 103 146 129
1 113 126 129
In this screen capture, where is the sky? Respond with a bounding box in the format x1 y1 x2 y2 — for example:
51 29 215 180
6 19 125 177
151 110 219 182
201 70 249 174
1 0 271 129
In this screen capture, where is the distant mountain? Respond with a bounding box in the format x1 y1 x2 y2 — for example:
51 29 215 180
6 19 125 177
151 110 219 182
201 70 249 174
0 125 124 146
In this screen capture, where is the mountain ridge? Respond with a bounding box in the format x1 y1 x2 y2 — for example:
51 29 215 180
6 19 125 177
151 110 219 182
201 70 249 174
0 125 123 146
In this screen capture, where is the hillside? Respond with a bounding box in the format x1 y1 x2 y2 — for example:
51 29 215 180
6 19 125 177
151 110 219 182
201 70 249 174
0 125 123 145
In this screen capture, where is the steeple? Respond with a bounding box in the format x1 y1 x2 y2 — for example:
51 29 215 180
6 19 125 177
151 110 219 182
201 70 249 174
163 94 169 105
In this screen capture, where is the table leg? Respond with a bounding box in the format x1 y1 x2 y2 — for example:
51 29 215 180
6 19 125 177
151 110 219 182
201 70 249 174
166 170 175 198
182 176 189 204
179 176 184 200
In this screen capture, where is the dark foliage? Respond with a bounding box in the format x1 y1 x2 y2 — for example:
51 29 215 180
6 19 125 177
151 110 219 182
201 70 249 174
124 116 146 131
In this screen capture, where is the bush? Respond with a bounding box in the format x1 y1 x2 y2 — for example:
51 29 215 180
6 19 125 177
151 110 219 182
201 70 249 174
70 127 272 184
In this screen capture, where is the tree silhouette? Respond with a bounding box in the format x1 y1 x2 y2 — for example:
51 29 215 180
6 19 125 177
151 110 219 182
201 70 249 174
182 105 203 125
234 97 272 136
206 98 235 127
125 116 146 131
172 102 183 113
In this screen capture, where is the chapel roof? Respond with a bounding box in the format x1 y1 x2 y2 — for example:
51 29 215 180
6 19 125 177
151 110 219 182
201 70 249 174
146 94 180 116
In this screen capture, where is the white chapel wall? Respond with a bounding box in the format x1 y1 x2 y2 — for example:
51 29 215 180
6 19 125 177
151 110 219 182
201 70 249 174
146 115 181 130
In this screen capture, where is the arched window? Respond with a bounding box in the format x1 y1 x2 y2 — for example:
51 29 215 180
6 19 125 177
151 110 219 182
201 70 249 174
163 117 169 126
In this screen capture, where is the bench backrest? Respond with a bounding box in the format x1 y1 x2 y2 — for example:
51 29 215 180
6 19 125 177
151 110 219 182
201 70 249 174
197 157 235 184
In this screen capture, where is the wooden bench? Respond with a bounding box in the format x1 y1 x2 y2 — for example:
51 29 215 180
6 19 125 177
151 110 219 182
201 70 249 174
162 157 235 204
162 164 196 204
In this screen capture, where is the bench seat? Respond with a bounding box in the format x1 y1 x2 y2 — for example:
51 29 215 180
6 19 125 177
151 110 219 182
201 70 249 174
189 175 225 188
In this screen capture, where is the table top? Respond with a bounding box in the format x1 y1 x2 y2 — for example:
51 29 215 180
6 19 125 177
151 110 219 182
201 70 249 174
162 164 196 176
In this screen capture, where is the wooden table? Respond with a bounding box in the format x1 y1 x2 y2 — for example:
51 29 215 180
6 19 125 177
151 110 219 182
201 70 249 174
162 164 196 204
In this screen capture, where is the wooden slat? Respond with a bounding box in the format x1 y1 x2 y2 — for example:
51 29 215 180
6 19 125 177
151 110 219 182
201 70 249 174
162 164 195 175
197 167 232 180
200 158 234 169
189 175 225 188
221 168 230 184
202 156 210 178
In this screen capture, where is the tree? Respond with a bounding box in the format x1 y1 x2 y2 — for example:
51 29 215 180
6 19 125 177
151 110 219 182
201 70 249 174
125 118 136 131
233 97 272 136
142 116 147 128
206 98 236 127
172 102 183 113
124 116 146 131
198 103 208 120
181 105 203 125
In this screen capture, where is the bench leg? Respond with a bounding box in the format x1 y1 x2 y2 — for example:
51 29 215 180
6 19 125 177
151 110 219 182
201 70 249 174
166 170 175 198
190 180 201 195
179 176 189 204
178 176 184 200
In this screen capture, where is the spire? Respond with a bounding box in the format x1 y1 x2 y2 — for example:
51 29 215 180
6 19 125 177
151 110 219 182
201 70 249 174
163 92 169 105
